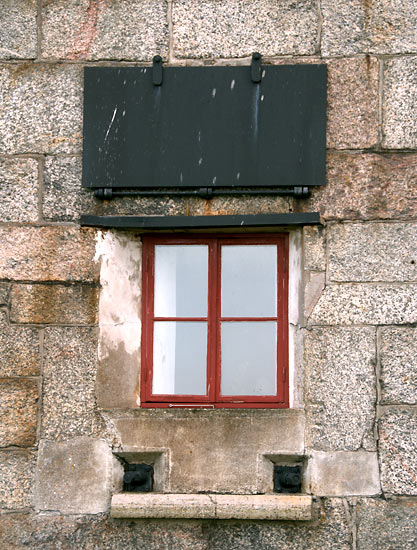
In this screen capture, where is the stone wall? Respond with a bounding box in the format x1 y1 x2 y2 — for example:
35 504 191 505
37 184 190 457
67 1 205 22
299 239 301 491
1 1 416 548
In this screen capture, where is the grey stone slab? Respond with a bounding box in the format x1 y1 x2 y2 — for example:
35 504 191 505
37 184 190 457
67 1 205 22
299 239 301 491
379 408 417 495
307 451 380 496
42 327 106 441
35 437 123 514
321 0 417 56
0 226 99 282
0 379 38 447
326 57 379 149
0 157 38 222
296 152 417 221
206 498 350 550
380 327 417 404
328 222 417 282
41 0 168 61
304 271 326 319
10 283 98 325
0 64 82 154
357 498 417 550
0 310 40 377
305 327 376 451
309 284 417 325
303 226 326 271
0 0 37 59
0 451 36 510
383 57 417 149
172 0 319 58
0 513 210 550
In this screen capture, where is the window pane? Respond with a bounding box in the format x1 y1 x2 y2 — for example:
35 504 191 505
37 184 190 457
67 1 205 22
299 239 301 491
221 245 277 317
221 322 276 396
154 245 208 317
153 322 207 395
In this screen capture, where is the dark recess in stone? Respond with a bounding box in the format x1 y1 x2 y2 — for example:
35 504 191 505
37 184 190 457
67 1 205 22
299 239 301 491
123 463 154 493
273 465 302 493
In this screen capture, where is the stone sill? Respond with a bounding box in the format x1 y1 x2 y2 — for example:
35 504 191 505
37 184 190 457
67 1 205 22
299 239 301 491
111 493 313 520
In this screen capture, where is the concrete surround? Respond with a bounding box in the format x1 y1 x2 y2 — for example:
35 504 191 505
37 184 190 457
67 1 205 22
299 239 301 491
111 493 313 521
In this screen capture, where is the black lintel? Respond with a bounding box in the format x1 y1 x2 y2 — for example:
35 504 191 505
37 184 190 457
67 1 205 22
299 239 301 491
80 212 321 230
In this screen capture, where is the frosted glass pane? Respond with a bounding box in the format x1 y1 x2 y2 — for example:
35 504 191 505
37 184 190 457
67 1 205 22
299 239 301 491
153 322 207 395
221 322 276 395
154 245 208 317
221 245 277 317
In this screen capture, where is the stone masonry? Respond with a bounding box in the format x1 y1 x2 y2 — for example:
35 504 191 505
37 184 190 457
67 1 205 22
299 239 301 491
0 1 416 548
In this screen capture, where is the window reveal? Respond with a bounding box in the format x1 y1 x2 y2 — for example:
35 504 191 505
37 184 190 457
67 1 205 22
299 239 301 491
141 235 289 408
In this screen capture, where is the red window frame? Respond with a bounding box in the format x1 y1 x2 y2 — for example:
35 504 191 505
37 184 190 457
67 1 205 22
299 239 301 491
141 234 289 408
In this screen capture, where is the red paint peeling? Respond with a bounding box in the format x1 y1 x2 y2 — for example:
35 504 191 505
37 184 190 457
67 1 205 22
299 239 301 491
67 0 105 60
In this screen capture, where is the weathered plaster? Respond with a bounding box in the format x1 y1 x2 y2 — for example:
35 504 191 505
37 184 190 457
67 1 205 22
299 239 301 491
289 230 304 408
95 231 142 408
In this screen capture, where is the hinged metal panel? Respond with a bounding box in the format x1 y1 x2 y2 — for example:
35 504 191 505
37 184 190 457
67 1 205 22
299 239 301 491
82 63 326 190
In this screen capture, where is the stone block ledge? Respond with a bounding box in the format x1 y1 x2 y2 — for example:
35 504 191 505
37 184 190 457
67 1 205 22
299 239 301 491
111 493 313 521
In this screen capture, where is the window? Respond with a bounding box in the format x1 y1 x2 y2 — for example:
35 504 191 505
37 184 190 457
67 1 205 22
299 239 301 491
141 234 289 408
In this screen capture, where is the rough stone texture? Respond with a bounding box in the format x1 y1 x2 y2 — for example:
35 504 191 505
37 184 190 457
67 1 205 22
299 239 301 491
326 57 379 149
0 64 82 154
303 226 326 271
10 284 99 325
0 283 9 306
296 152 417 221
0 513 210 550
382 57 417 149
186 195 291 216
172 0 319 58
379 408 417 495
207 499 350 550
35 437 124 514
0 226 99 282
305 327 376 451
0 310 40 377
0 451 36 510
380 327 417 404
41 0 168 61
43 156 93 221
307 451 381 496
0 157 38 222
328 222 417 282
357 498 417 550
0 379 38 447
321 0 417 56
111 493 313 521
113 409 305 494
42 327 106 441
0 499 350 549
309 284 417 325
0 0 37 59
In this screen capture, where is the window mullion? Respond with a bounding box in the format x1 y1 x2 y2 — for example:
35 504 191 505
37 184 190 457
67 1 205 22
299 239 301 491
207 239 219 404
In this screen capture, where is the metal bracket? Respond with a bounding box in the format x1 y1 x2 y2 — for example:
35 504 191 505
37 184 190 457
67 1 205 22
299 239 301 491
251 52 262 83
94 188 113 200
152 55 163 86
93 186 310 200
293 187 310 198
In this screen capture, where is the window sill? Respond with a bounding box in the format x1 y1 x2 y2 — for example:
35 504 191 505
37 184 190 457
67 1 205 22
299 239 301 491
110 493 313 521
